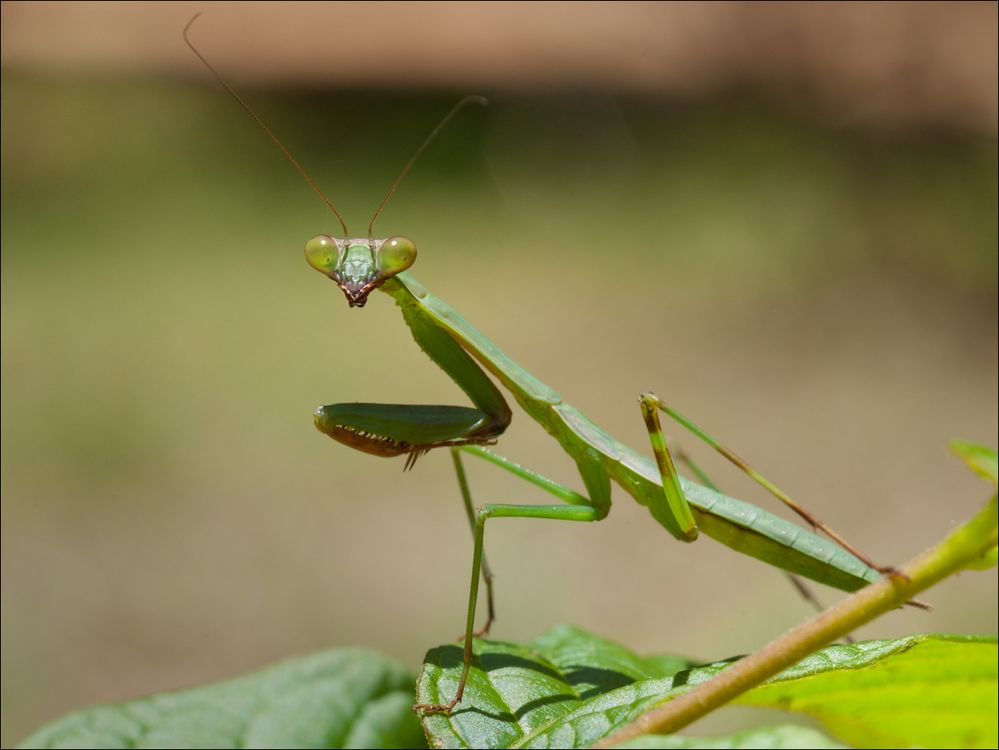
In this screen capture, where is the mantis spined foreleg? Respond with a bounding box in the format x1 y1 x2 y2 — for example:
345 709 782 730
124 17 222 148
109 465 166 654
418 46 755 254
184 14 910 717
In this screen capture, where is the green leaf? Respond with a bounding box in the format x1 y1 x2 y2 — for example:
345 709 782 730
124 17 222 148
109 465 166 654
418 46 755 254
417 626 736 749
947 442 998 569
417 628 998 750
614 725 847 748
528 624 698 685
416 625 703 750
739 634 999 749
950 439 998 485
18 648 426 750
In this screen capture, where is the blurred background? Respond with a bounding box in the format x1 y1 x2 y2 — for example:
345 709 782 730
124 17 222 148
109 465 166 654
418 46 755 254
2 1 996 744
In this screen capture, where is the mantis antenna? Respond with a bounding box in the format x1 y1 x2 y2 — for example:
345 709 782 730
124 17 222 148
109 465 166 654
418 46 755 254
367 95 489 238
183 12 350 237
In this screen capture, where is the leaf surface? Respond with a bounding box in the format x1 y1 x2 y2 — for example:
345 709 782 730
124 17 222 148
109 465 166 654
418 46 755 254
417 627 997 749
614 725 847 749
18 649 425 750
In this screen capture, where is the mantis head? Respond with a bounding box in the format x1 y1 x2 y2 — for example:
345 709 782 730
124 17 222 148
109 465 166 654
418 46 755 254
183 16 481 309
305 235 417 307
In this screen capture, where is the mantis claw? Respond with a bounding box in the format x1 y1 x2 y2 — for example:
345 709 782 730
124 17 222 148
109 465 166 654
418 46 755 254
875 566 933 609
456 621 492 641
877 564 908 582
413 699 459 715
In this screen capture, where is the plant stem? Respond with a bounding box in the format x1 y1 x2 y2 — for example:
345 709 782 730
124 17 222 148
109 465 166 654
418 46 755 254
596 495 998 748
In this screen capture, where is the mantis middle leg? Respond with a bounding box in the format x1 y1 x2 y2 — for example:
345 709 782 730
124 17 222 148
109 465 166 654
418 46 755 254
416 446 609 714
451 447 496 639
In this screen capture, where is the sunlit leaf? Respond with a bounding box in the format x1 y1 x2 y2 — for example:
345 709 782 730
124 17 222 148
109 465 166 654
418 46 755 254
614 725 846 748
418 628 997 749
740 634 998 749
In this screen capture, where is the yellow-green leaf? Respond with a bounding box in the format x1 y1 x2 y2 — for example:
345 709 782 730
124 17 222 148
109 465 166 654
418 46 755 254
950 440 998 485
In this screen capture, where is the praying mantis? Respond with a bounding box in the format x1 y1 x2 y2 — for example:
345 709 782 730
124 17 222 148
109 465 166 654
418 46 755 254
184 15 907 715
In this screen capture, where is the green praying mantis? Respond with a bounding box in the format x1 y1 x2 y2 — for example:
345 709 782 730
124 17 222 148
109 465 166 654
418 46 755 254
185 15 911 715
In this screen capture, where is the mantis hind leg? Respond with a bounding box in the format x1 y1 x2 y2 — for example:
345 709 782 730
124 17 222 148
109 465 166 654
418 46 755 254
641 392 901 579
673 446 846 630
661 403 930 610
639 392 699 542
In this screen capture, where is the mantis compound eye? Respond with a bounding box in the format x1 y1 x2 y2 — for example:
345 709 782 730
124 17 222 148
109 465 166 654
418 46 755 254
305 235 339 275
377 236 417 278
